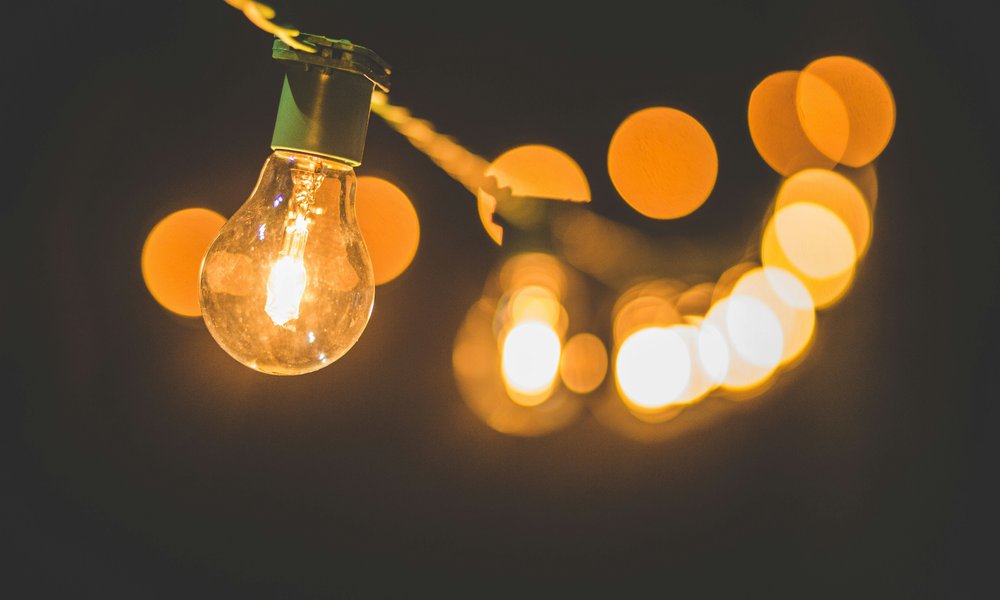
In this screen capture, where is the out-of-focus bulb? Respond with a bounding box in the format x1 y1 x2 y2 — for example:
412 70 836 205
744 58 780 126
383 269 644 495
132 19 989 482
200 151 373 375
199 34 391 375
501 320 562 403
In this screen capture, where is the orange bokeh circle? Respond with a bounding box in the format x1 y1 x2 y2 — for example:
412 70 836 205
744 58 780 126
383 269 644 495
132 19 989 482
608 107 718 219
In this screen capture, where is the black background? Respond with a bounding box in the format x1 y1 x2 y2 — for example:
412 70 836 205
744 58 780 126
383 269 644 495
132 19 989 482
3 0 997 595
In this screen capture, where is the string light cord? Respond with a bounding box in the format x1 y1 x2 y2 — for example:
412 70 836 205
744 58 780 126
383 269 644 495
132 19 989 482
371 91 601 245
225 0 316 53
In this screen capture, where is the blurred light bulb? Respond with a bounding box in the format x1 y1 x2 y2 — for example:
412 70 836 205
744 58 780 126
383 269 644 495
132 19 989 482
501 320 562 404
199 35 391 375
201 151 374 375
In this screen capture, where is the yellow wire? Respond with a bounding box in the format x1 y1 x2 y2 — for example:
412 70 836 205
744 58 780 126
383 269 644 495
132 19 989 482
225 0 316 53
370 91 498 196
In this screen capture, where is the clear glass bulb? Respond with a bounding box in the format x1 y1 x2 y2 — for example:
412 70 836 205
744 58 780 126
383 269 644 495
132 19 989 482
200 150 374 375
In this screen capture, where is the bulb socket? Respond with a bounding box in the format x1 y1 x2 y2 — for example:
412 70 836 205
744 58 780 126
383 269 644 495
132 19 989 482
271 35 391 166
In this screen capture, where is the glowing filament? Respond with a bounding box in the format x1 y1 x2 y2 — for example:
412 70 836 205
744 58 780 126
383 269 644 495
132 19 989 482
264 168 323 327
266 256 307 326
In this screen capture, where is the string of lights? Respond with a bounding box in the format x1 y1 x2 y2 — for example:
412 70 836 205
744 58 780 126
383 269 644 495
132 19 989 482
364 62 892 437
142 2 895 439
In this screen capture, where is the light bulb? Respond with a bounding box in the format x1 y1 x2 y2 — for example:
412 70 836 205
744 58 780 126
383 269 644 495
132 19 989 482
199 34 391 375
200 151 373 375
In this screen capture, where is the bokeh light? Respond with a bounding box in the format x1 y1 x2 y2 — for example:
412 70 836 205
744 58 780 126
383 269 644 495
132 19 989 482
453 299 581 436
615 326 692 413
703 297 781 391
731 267 815 365
476 144 590 244
452 251 588 434
502 285 567 335
726 296 784 369
799 56 896 167
696 321 730 385
142 208 226 317
501 320 562 405
608 107 718 219
560 333 608 394
761 215 856 308
794 70 851 164
612 280 683 343
368 59 890 437
773 202 857 279
748 70 844 175
672 323 726 405
676 282 714 318
712 262 757 305
355 176 420 285
750 57 895 174
774 169 872 259
498 252 570 302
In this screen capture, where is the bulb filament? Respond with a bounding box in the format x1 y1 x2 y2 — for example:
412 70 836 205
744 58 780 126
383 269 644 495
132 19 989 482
265 167 325 326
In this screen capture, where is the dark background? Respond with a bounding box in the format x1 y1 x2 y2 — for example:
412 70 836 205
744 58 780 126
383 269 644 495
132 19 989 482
3 0 997 595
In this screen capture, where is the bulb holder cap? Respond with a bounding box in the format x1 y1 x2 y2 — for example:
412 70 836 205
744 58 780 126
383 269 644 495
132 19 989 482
270 34 391 166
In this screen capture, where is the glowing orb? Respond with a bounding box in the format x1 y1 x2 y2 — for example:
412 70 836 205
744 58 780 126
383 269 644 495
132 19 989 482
608 107 718 219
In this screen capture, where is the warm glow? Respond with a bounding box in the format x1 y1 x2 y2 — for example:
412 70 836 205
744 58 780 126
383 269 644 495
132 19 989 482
676 282 714 318
712 262 757 305
265 255 307 326
615 327 692 411
485 145 591 203
199 153 374 375
501 321 563 405
612 280 683 343
560 333 608 394
608 107 718 219
731 267 815 365
748 71 842 175
453 299 580 436
774 169 872 259
477 145 590 245
726 295 784 369
697 321 730 385
774 203 857 279
794 70 851 164
499 253 568 298
799 56 896 167
356 176 420 285
761 215 855 308
141 208 225 317
704 298 780 391
507 285 565 331
671 324 721 405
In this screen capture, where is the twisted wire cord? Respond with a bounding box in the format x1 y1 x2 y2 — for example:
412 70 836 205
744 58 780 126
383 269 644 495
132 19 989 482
225 0 316 52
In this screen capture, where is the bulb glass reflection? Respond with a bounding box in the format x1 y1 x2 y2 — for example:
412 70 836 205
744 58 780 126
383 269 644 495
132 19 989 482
200 151 374 375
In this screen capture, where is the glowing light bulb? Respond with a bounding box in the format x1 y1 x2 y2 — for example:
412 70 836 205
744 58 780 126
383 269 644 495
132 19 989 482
201 151 374 375
199 34 391 375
